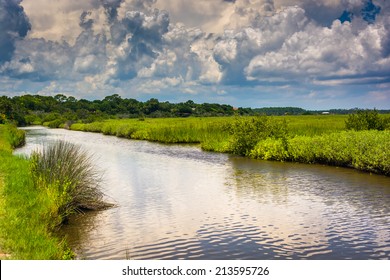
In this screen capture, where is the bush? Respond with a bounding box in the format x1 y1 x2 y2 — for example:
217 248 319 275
30 141 112 222
46 119 65 128
345 109 386 131
250 138 289 161
228 116 288 156
2 124 25 149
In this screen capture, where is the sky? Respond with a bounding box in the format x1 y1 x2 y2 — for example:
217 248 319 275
0 0 389 109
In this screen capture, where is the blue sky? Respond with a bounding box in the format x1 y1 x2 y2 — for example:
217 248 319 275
1 0 389 109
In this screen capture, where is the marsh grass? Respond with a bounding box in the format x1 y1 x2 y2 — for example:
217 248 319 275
30 140 113 221
71 117 232 148
70 115 390 176
276 115 347 136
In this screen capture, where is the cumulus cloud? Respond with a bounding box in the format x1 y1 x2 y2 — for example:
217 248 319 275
243 6 390 85
213 6 310 83
0 0 389 109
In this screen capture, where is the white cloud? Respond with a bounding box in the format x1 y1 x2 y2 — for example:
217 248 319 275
245 17 389 84
22 0 98 44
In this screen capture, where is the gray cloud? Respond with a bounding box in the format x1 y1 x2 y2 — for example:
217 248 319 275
109 9 170 80
3 38 73 81
100 0 123 21
0 0 31 64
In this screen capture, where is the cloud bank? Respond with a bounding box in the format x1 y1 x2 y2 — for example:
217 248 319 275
0 0 389 109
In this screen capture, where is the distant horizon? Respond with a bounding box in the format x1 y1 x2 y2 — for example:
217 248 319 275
2 93 390 112
1 1 389 110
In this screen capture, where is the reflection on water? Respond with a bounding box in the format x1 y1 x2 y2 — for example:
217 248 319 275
16 127 390 259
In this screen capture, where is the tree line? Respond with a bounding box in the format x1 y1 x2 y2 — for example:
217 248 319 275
1 93 389 126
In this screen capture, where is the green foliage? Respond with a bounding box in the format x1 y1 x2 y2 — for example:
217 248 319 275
250 130 390 175
228 116 288 156
249 138 289 161
3 93 390 129
2 124 25 148
44 119 66 128
345 109 387 131
253 107 306 115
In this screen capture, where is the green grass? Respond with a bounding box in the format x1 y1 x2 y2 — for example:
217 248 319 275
277 115 347 136
70 115 348 152
0 125 75 259
71 117 233 152
70 115 390 176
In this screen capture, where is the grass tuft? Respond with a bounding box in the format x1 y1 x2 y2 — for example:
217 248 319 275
30 140 113 221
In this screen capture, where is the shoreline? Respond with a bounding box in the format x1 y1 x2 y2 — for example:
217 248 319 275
68 117 390 177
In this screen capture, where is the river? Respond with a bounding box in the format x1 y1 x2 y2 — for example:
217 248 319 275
15 126 390 259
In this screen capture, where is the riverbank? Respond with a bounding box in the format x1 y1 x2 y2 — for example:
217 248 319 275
0 124 73 259
70 115 390 176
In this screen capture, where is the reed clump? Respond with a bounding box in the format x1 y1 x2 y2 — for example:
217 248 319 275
30 140 113 223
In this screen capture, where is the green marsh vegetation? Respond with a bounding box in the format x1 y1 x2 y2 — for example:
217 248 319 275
70 112 390 176
0 125 111 259
30 141 113 220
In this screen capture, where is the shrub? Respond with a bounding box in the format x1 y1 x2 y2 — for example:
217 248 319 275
256 130 390 175
1 124 26 149
345 109 386 131
250 138 289 161
228 116 288 156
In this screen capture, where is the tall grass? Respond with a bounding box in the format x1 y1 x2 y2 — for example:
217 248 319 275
276 115 347 136
30 141 112 222
71 117 232 148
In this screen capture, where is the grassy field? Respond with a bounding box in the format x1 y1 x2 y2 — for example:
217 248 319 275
71 115 347 149
70 114 390 175
71 117 233 152
278 115 347 136
0 124 109 259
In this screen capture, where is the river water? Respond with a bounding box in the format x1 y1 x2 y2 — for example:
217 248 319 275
15 126 390 259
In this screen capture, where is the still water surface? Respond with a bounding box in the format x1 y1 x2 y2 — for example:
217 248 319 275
16 126 390 259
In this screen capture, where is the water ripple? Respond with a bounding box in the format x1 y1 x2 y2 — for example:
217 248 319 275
18 127 390 260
